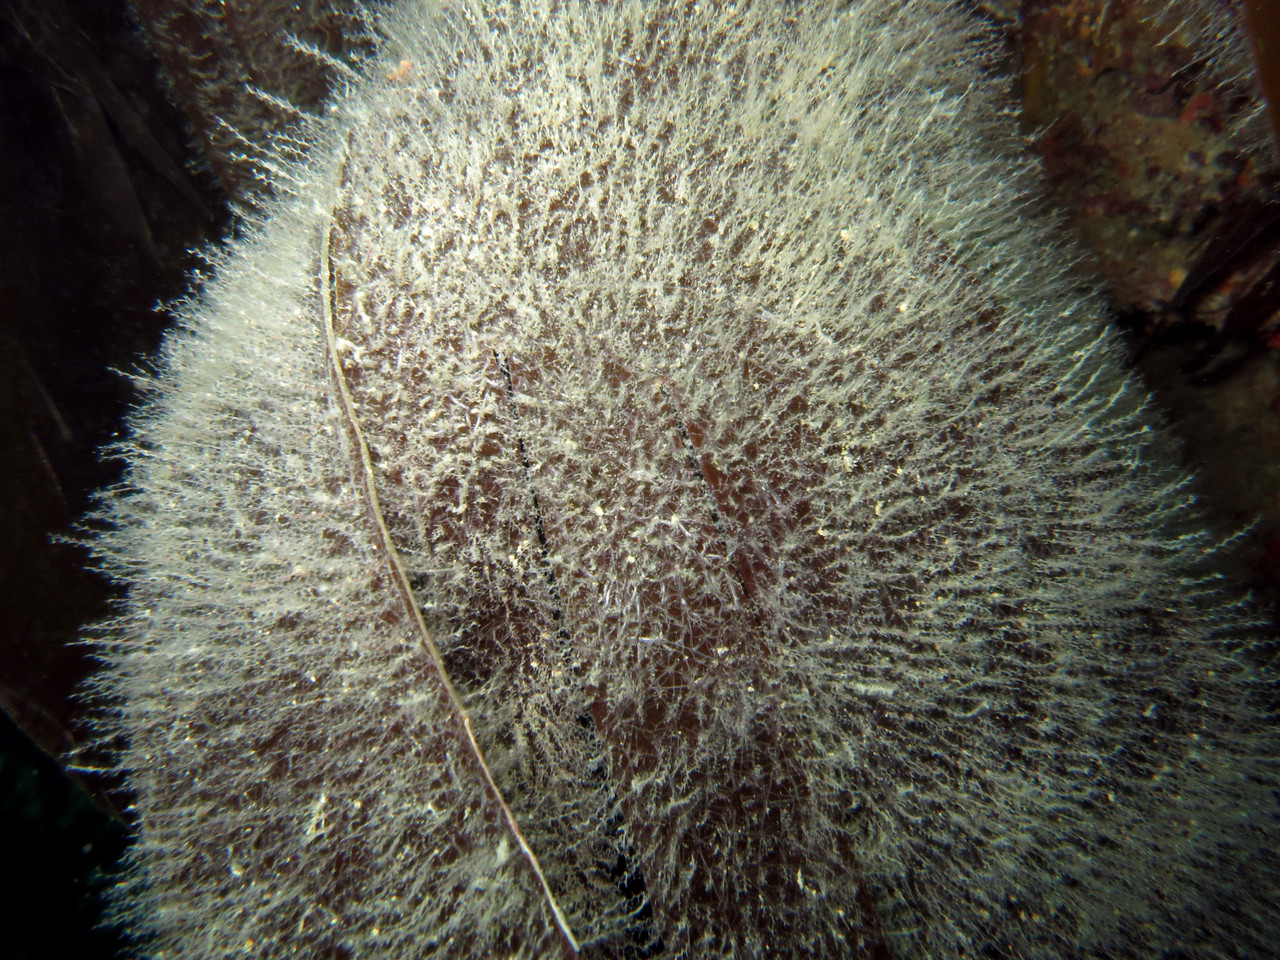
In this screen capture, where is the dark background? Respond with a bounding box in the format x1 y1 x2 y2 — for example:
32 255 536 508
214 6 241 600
0 0 227 953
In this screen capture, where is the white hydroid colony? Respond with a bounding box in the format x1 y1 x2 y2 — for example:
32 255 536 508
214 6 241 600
94 1 1279 957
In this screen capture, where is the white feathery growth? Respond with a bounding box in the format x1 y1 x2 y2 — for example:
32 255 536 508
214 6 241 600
90 2 1279 958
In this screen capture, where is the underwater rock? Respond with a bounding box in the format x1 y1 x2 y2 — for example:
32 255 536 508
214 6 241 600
92 2 1279 957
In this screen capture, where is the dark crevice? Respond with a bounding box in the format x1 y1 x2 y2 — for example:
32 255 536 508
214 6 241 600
494 349 663 958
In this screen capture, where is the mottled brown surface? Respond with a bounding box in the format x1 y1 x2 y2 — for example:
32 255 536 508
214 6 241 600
980 0 1280 601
